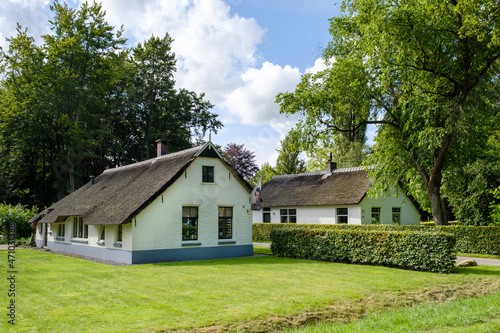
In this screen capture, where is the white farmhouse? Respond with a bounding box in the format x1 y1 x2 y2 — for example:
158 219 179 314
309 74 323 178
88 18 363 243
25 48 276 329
31 141 253 264
252 160 421 225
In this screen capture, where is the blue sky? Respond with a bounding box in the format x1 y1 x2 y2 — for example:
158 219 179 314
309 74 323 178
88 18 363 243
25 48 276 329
0 0 343 166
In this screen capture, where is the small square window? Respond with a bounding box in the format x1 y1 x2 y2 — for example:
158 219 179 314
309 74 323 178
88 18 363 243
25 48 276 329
202 166 214 183
337 208 348 224
280 209 297 223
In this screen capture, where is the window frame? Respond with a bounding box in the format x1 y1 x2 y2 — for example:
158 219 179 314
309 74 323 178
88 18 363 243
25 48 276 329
202 166 215 183
371 207 381 224
58 223 65 239
280 209 297 223
218 206 233 239
116 224 123 242
262 207 271 223
182 206 199 241
72 217 88 239
392 207 401 225
336 208 348 224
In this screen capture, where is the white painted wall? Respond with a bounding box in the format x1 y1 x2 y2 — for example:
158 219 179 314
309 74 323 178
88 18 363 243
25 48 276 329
252 205 362 224
132 156 252 251
359 193 420 225
251 194 419 225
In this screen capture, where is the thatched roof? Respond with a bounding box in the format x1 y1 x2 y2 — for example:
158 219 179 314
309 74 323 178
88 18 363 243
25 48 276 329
261 166 372 207
31 143 251 225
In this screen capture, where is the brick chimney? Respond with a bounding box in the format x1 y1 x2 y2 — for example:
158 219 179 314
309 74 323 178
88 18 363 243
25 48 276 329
156 139 170 157
325 153 337 173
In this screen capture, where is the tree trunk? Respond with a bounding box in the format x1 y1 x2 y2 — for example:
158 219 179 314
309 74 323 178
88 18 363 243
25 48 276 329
426 183 448 225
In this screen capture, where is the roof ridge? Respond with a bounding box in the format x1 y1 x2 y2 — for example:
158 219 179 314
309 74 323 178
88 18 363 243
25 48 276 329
103 145 203 175
272 165 373 178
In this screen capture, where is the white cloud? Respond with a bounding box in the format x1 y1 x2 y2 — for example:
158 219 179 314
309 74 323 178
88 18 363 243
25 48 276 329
0 0 50 50
305 57 328 74
223 61 301 127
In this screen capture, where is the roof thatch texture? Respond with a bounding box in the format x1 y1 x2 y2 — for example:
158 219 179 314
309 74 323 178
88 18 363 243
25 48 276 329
261 167 372 207
34 146 202 225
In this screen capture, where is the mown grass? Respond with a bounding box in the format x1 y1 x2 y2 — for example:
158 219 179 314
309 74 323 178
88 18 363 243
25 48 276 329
1 249 499 332
457 252 500 260
287 291 500 333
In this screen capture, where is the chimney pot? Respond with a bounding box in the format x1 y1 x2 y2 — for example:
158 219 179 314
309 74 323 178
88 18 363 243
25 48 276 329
156 139 170 157
90 176 95 185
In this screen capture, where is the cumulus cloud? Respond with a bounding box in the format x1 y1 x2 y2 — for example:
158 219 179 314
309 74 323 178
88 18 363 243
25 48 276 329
223 62 301 126
0 0 50 50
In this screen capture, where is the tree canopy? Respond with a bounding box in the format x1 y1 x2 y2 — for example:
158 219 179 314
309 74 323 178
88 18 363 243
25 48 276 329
0 1 222 207
278 0 500 225
222 143 258 181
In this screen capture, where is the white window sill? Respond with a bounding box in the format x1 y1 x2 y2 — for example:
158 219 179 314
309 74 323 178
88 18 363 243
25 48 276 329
97 240 105 246
218 240 236 245
201 182 216 185
182 242 201 247
55 237 65 242
70 238 88 244
113 242 122 248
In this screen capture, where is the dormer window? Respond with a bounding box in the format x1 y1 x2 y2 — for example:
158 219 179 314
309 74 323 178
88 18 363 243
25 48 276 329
202 166 214 183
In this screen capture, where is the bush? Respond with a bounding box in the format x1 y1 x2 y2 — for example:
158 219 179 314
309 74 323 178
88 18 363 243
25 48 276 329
270 228 456 273
0 204 38 242
254 223 500 255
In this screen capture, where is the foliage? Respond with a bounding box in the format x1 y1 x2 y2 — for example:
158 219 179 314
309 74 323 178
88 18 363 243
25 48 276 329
270 228 456 273
490 185 500 226
443 159 500 225
222 143 258 180
250 162 276 186
274 133 306 175
254 223 500 255
0 1 221 207
0 203 37 241
278 0 500 225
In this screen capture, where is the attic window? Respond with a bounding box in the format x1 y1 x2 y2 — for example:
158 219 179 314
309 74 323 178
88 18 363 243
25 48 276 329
202 166 214 183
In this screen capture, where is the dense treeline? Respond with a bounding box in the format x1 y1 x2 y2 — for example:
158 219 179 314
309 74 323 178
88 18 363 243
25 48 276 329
0 1 222 208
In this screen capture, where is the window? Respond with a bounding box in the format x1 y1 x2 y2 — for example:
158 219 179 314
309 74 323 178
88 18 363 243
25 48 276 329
202 166 214 183
57 224 65 238
392 207 401 225
72 217 88 238
218 207 233 239
263 208 271 223
100 226 105 241
337 208 348 224
116 225 122 242
182 207 198 240
280 209 297 223
371 207 381 224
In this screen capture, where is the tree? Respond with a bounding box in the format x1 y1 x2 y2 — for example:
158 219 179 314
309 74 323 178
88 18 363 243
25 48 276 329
222 143 258 180
0 1 223 207
274 134 306 175
278 0 500 225
250 162 276 186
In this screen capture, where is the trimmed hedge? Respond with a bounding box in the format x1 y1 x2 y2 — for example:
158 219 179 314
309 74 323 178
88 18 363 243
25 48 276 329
270 228 456 273
254 223 500 255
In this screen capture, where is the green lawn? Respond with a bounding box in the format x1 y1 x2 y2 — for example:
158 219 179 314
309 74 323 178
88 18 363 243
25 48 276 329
1 249 499 332
288 291 500 333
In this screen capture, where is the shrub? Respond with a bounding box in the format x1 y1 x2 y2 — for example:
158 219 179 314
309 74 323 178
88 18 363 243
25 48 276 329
254 223 500 255
270 228 456 273
0 204 38 242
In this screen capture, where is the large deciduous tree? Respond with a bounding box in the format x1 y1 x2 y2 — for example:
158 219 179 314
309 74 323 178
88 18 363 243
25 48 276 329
278 0 500 225
222 143 258 180
0 1 222 207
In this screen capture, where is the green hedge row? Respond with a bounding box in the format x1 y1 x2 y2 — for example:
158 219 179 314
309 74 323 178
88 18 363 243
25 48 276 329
269 228 456 273
254 223 500 255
